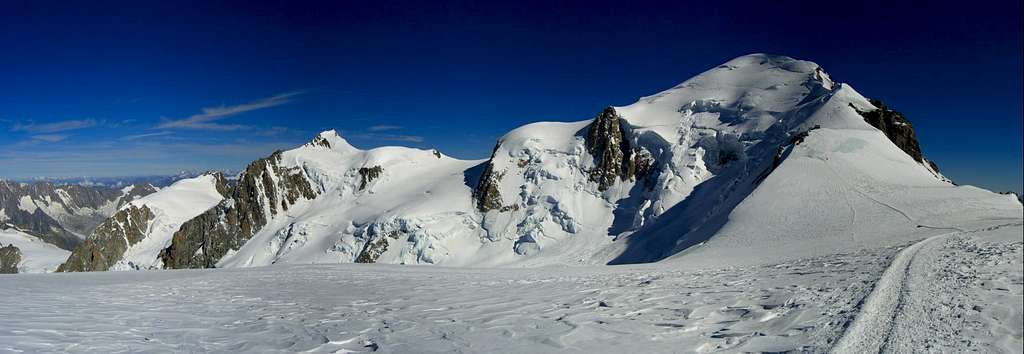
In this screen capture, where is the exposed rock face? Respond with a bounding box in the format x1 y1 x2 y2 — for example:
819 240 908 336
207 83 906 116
57 204 155 272
358 165 383 191
160 200 241 268
473 144 505 212
0 243 21 274
585 107 654 191
0 180 157 250
474 165 503 212
160 153 318 269
855 100 930 167
354 231 399 263
307 134 333 149
625 148 655 184
586 107 630 191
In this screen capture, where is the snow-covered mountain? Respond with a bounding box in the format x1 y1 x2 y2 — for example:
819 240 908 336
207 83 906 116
57 54 1023 272
59 173 228 271
0 181 157 242
0 180 157 273
0 224 69 273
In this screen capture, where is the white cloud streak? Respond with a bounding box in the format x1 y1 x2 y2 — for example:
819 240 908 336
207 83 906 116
121 131 174 141
157 91 302 130
349 133 424 143
11 119 97 133
30 134 69 142
367 125 403 132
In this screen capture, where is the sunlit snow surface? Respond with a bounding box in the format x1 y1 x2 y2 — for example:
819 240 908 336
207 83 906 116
1 224 1020 353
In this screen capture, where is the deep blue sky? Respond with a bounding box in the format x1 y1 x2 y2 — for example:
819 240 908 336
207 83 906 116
1 0 1021 193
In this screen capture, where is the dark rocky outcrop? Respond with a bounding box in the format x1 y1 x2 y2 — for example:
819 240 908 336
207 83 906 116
854 100 931 168
585 107 654 191
586 107 630 191
625 149 655 182
474 163 504 212
57 204 156 272
160 199 243 269
473 144 505 212
354 231 399 263
160 154 317 269
358 165 383 191
307 134 333 149
0 243 21 274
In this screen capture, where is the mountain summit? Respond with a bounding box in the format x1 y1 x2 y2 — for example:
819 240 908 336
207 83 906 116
55 54 1022 272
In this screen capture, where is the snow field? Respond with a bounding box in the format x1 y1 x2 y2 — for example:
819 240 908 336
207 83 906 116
0 243 903 353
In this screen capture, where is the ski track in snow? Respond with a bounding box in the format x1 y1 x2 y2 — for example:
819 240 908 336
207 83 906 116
833 223 1024 353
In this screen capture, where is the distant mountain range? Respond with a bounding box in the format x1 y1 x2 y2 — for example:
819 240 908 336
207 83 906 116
0 169 248 272
12 171 228 189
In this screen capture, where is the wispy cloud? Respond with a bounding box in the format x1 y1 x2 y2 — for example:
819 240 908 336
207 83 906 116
13 134 70 147
343 124 424 143
31 134 69 142
367 125 403 132
157 91 302 130
121 131 173 141
11 119 97 133
349 133 424 143
254 126 289 137
0 138 307 179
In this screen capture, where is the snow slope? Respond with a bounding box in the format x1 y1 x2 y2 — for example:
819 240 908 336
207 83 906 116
652 125 1022 267
0 228 69 273
110 174 226 270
